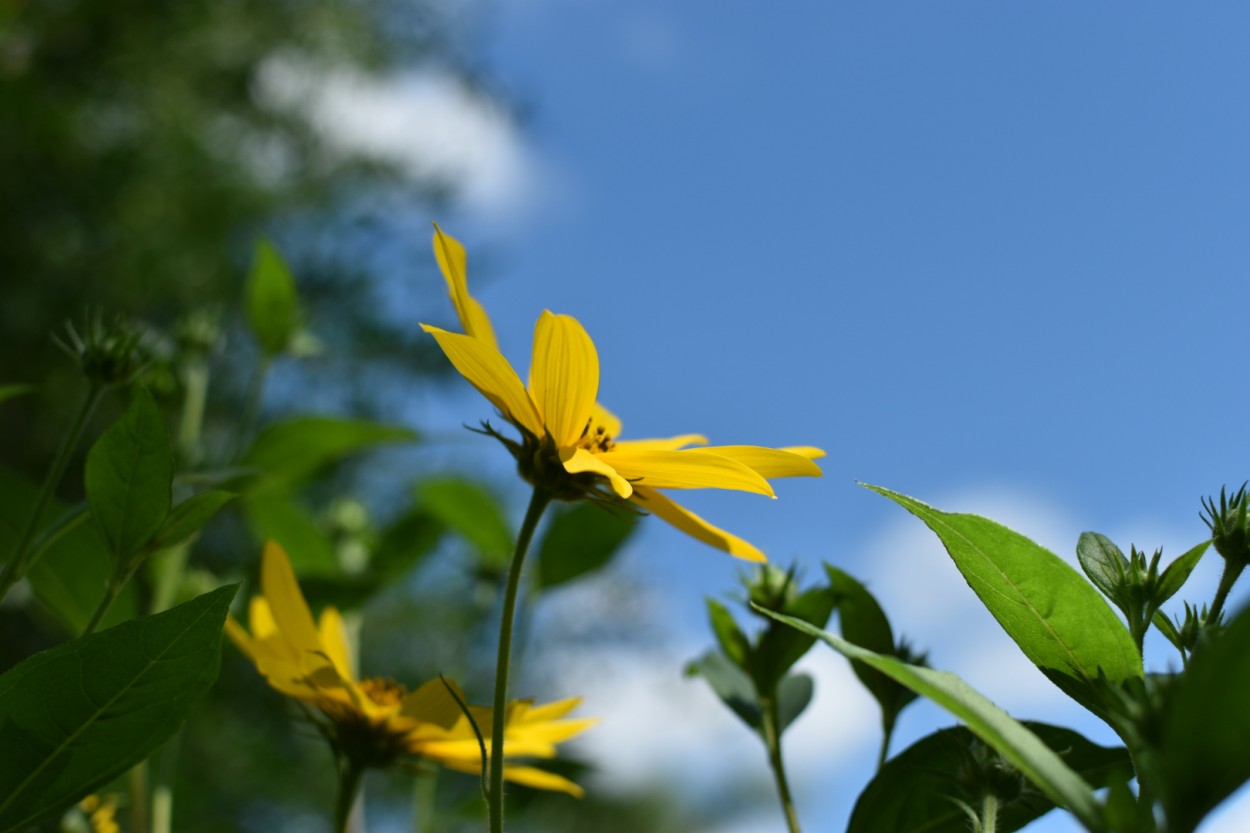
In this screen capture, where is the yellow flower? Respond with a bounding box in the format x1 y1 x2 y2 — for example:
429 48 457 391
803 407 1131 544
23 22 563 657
424 224 825 562
226 541 595 795
77 794 119 833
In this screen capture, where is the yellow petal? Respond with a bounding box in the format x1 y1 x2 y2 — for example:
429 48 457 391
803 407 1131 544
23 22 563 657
248 595 278 640
421 324 544 438
611 434 709 452
528 311 599 447
317 606 356 679
559 447 633 498
632 486 767 562
698 446 824 479
259 541 323 656
782 446 827 461
432 223 499 350
399 678 464 730
596 449 775 496
499 765 585 797
223 615 257 662
518 696 583 723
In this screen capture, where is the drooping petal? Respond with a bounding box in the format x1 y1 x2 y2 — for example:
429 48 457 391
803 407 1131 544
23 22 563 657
259 541 323 655
432 223 499 350
560 447 633 498
632 486 767 562
317 606 356 679
698 446 824 479
596 449 775 496
528 311 599 447
611 434 709 452
421 324 544 438
498 765 585 797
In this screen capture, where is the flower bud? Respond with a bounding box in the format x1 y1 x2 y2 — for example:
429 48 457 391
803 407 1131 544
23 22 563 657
1202 485 1250 569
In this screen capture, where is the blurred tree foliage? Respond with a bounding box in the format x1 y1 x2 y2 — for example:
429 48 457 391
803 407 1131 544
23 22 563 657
0 0 474 473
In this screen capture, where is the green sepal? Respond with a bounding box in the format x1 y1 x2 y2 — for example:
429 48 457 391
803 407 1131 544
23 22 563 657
0 584 237 833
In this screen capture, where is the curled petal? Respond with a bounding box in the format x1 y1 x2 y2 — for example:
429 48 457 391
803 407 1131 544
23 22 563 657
596 449 775 496
560 447 633 498
698 446 824 479
421 324 544 438
432 223 499 350
632 486 766 562
529 311 599 447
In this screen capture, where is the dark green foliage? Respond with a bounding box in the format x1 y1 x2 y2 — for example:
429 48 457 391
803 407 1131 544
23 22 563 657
535 503 637 590
0 585 236 832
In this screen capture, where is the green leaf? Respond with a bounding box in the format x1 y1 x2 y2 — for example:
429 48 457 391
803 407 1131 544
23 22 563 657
415 478 512 569
0 384 32 407
242 416 417 497
755 605 1108 832
826 565 918 722
1077 532 1130 609
1155 540 1209 606
751 584 837 692
685 651 761 731
866 485 1142 714
151 491 235 551
706 598 751 667
1156 603 1250 833
535 503 636 590
1152 610 1183 653
847 723 1131 833
243 494 339 577
0 585 237 832
84 388 173 561
775 672 813 734
372 508 444 582
245 238 299 356
0 469 135 633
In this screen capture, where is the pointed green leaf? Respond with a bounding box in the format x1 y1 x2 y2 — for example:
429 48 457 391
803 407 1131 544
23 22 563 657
1077 532 1130 610
706 598 751 667
685 650 761 731
1156 603 1250 833
826 565 918 722
751 584 837 692
535 503 636 590
866 486 1142 714
0 469 134 633
242 416 417 496
84 388 173 561
151 491 235 551
848 723 1131 833
245 238 299 357
1152 610 1183 653
0 585 237 833
755 604 1108 832
1155 541 1209 607
775 672 814 734
415 478 512 570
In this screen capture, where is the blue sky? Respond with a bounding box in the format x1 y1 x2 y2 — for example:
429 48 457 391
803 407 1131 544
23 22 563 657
368 4 1250 831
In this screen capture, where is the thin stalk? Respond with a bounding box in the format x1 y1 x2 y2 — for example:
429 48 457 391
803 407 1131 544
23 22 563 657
128 761 149 833
876 711 897 773
334 759 366 833
1209 560 1245 622
761 695 802 833
488 488 551 833
83 573 125 636
980 794 998 833
413 766 438 833
0 384 105 603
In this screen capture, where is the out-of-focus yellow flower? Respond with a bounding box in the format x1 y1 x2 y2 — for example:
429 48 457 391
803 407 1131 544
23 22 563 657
424 224 825 562
226 541 595 794
77 794 119 833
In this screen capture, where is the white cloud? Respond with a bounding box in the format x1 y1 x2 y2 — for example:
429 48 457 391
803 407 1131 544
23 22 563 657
254 55 535 218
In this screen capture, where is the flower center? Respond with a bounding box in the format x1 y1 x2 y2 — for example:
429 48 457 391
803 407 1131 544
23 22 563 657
360 677 407 708
576 417 615 453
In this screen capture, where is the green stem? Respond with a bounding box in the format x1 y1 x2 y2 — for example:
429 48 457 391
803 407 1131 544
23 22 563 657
876 711 897 773
488 488 551 833
413 766 438 833
980 794 998 833
83 574 125 636
334 759 366 833
761 695 802 833
0 383 104 603
129 761 149 833
1209 560 1245 622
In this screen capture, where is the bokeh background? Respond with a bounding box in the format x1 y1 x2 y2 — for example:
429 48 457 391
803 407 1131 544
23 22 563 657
3 2 1249 832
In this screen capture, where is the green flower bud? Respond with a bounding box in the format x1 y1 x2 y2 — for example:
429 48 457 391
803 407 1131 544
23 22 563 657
1201 484 1250 569
54 313 149 389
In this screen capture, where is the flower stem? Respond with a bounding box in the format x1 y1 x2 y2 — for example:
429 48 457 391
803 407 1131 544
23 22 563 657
0 383 104 604
488 487 551 833
83 572 126 636
761 695 802 833
1209 560 1245 623
334 759 366 833
980 794 998 833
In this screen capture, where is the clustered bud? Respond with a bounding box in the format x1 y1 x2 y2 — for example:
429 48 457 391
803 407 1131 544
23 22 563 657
54 312 149 389
1201 484 1250 570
